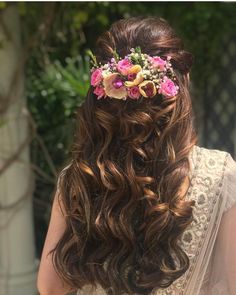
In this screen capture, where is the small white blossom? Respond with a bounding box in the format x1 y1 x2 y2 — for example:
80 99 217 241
142 69 151 76
102 69 112 78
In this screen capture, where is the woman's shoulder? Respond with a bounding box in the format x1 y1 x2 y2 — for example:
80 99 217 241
190 144 236 181
191 144 230 160
190 144 232 172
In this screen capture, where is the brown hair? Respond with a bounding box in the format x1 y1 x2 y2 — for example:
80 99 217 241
50 16 197 295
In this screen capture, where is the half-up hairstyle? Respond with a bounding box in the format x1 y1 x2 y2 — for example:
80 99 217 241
50 16 198 295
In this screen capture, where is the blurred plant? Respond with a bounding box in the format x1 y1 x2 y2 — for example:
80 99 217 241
16 2 236 92
27 53 91 256
0 2 6 9
27 54 90 178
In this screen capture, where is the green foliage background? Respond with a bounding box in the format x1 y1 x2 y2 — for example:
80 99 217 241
5 2 235 256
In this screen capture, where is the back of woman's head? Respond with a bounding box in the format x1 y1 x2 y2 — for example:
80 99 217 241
52 16 197 295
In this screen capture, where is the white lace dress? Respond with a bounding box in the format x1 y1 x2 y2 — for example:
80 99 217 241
76 145 236 295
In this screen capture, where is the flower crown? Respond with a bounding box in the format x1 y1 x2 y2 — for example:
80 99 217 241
89 46 179 100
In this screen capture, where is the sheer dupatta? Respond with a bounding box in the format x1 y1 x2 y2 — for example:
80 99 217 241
197 152 236 295
152 146 236 295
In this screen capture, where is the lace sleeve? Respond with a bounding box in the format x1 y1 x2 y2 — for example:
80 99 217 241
199 152 236 295
223 153 236 213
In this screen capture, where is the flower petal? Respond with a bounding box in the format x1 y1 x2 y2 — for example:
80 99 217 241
127 65 142 75
138 81 157 98
103 73 127 99
125 71 144 87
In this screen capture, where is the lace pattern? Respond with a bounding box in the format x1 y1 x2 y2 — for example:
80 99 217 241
222 152 236 213
154 146 229 295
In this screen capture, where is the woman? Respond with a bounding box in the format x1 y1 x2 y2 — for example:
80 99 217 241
37 16 236 295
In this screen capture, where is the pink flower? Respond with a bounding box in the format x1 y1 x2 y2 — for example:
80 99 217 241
128 86 141 99
91 68 103 86
150 56 166 71
158 76 179 98
93 85 105 99
117 58 133 75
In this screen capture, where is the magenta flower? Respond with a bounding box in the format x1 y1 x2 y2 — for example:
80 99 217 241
128 86 141 99
158 76 179 97
117 58 133 75
91 68 103 86
112 76 124 89
127 73 137 81
93 85 105 99
150 56 166 71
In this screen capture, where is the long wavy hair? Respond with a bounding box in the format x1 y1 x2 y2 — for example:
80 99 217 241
50 16 198 295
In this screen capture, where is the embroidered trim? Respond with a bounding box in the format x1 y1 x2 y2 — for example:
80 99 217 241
155 146 229 295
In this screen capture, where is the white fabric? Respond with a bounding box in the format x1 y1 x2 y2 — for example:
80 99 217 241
198 150 236 295
75 145 236 295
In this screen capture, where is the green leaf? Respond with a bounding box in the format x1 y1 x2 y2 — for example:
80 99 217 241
134 46 142 54
73 11 88 29
113 48 120 62
86 49 97 68
0 2 6 9
0 39 4 49
0 118 6 128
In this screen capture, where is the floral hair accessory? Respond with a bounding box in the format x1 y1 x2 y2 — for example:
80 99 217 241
89 47 179 100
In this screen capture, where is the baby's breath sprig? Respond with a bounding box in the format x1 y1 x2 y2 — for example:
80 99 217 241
130 46 145 66
136 46 145 67
134 46 142 57
130 54 138 65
